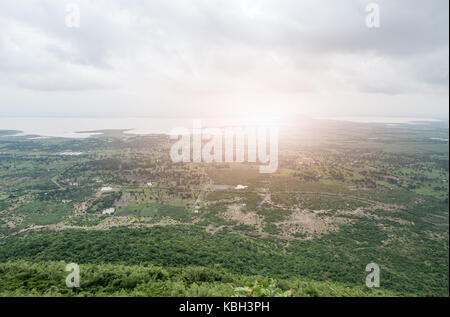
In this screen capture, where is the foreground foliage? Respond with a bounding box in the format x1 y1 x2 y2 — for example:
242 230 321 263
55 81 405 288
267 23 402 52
0 261 401 297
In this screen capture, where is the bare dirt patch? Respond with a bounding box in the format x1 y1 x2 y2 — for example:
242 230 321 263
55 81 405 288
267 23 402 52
336 207 415 226
276 210 352 237
114 193 135 208
222 204 263 227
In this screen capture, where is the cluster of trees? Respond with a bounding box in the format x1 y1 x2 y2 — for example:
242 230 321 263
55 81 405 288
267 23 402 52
0 261 399 297
0 223 447 296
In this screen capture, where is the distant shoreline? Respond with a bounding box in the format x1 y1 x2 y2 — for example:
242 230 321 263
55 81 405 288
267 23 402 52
314 116 444 124
0 116 447 139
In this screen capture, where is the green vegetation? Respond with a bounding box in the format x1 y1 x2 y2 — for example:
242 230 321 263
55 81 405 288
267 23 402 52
0 261 400 297
0 120 448 297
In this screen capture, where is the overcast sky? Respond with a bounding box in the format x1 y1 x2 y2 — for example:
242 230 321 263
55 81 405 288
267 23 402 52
0 0 448 118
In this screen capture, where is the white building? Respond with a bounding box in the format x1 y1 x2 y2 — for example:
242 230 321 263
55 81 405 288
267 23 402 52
102 208 115 215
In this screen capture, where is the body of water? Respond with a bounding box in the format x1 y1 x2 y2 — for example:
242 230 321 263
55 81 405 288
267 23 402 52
315 116 443 124
0 116 445 138
0 117 258 138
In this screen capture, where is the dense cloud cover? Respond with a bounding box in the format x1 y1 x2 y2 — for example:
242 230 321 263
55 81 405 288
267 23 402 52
0 0 448 117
